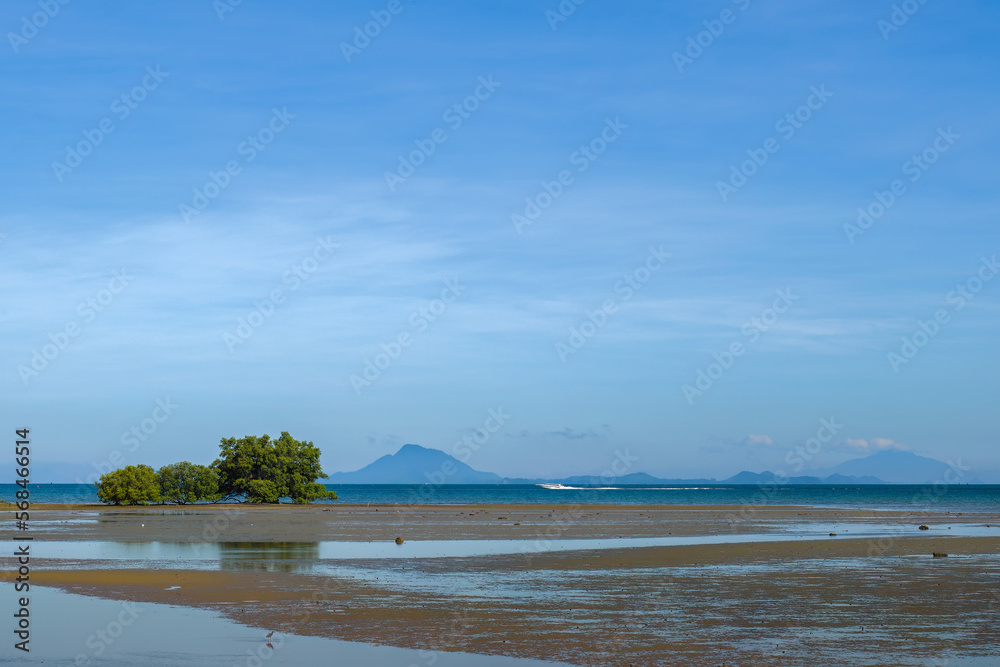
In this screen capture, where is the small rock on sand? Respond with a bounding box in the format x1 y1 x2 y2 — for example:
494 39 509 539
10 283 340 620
932 552 948 558
918 525 929 530
394 536 404 545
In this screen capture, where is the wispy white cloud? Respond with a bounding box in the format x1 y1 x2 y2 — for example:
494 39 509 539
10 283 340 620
741 434 775 447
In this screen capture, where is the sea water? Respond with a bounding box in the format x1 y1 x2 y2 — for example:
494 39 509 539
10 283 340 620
4 483 1000 510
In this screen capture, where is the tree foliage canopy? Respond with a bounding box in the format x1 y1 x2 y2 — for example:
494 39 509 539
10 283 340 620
95 464 161 505
157 462 220 504
92 432 336 505
213 431 337 504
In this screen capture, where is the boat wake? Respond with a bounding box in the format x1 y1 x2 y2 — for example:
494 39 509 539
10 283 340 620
536 483 621 490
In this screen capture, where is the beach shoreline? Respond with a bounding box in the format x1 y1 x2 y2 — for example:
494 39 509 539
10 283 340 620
5 504 999 665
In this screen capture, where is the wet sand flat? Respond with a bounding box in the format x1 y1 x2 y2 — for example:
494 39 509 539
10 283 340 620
22 502 995 541
7 504 999 666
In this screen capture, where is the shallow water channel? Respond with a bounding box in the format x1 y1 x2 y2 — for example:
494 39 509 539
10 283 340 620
4 586 568 666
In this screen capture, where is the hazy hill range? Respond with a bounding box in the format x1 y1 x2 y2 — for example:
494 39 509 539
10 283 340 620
722 470 884 485
327 443 996 485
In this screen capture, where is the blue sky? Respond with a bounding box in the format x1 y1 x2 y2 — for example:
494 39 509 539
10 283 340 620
3 0 998 483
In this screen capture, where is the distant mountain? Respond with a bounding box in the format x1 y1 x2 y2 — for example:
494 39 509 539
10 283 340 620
723 471 883 485
809 450 962 484
328 444 502 484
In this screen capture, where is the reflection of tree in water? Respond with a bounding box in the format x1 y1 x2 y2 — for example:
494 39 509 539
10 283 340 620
219 542 319 573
